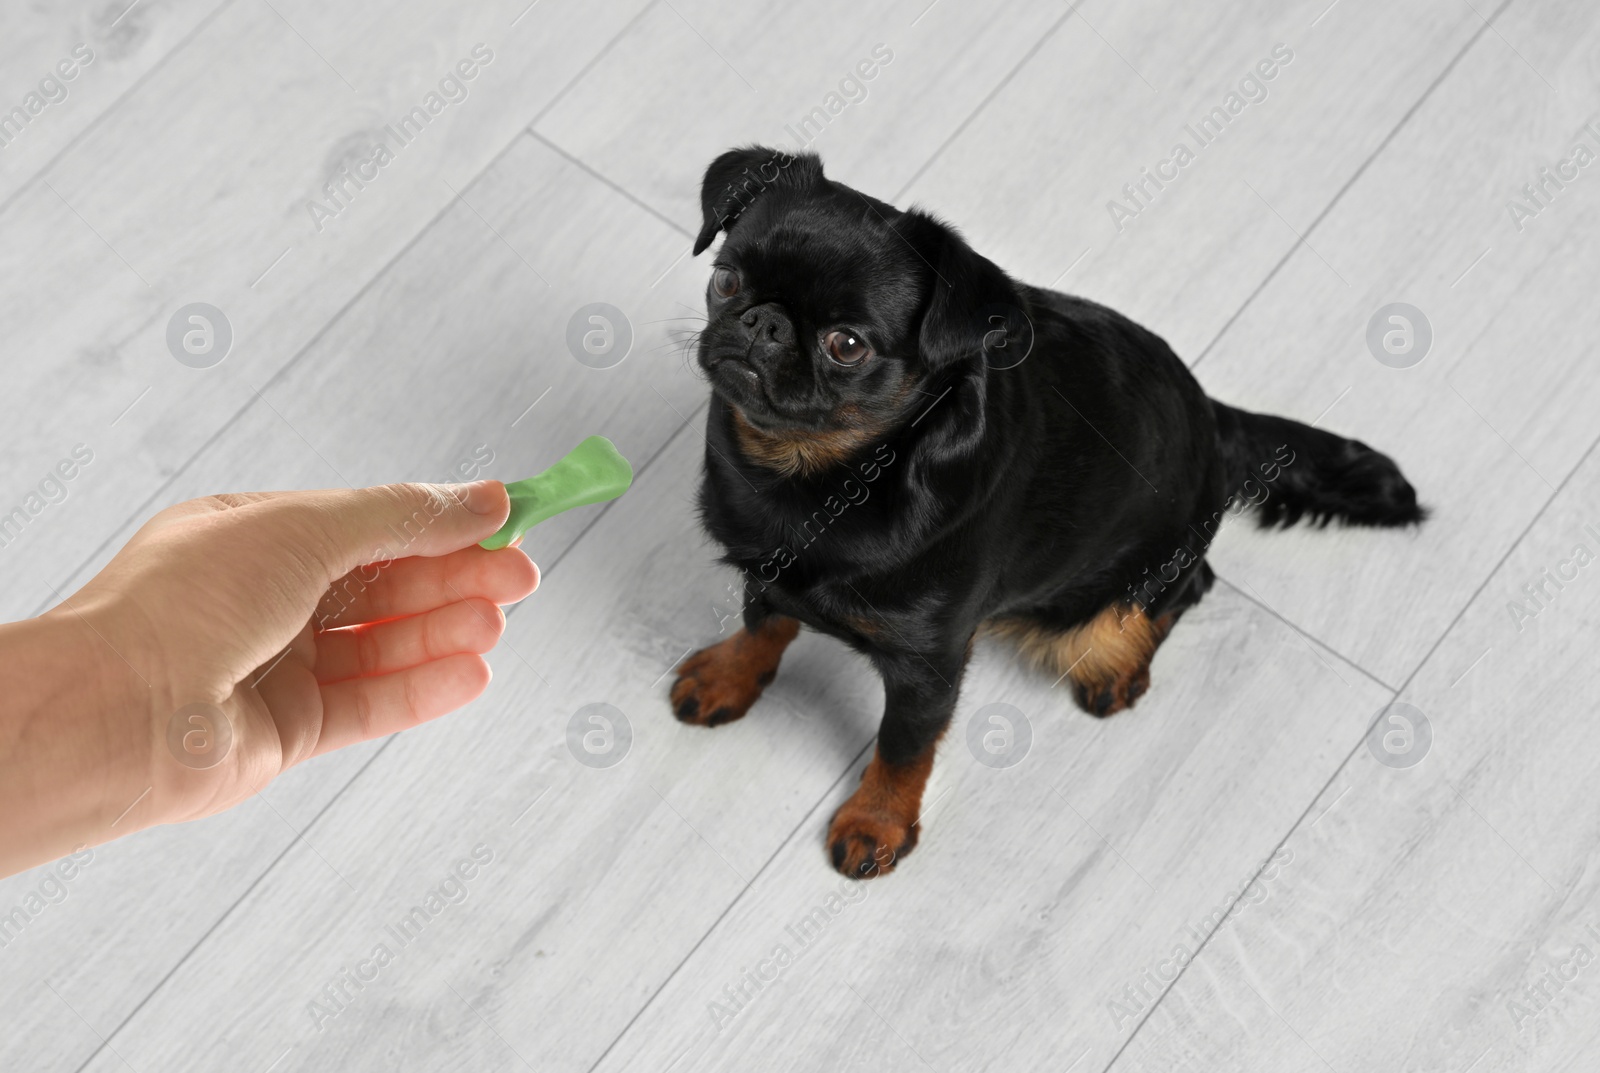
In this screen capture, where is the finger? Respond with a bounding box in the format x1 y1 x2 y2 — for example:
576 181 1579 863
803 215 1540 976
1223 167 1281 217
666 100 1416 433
315 545 537 629
259 481 511 585
313 599 505 683
314 653 492 756
252 657 324 770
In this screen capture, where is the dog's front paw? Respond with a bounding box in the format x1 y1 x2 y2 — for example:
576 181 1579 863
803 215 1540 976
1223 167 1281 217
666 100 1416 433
826 744 939 879
670 646 767 727
669 617 798 727
826 796 918 879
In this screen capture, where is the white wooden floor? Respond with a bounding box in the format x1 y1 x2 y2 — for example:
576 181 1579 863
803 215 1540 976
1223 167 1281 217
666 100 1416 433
3 1 1597 1070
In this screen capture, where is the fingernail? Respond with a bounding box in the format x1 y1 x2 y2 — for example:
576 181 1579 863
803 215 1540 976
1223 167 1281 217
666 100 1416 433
453 480 503 515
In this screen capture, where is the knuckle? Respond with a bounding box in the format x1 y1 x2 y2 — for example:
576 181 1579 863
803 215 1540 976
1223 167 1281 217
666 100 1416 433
352 683 376 740
420 608 445 662
356 626 383 675
400 667 425 727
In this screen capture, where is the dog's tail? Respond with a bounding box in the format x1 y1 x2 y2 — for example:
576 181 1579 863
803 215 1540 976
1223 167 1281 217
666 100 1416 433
1212 401 1426 529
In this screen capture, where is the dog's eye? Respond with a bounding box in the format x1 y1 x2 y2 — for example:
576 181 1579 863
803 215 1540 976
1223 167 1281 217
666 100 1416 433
711 267 740 299
823 330 873 367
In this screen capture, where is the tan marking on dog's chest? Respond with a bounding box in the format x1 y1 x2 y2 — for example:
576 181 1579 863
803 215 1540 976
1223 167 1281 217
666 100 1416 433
731 410 879 478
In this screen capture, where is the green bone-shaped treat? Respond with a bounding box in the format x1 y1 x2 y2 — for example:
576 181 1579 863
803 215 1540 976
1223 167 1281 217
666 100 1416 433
479 436 633 550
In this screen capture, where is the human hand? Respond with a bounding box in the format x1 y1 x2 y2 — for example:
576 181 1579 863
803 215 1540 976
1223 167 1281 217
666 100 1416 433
1 481 538 875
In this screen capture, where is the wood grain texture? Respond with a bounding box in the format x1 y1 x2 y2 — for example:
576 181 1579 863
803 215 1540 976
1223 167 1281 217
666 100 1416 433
0 0 653 624
0 758 377 1073
812 0 1484 360
1112 432 1600 1073
69 416 892 1073
1102 10 1600 1065
0 128 703 1073
1196 0 1600 686
0 0 224 206
2 0 1595 1072
533 0 1067 231
586 583 1391 1073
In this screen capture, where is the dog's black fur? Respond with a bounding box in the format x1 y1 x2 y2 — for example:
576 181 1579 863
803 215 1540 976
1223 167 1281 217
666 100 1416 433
671 146 1424 879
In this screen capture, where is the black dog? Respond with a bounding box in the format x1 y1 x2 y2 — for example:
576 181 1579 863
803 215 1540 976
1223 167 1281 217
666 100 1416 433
671 146 1423 879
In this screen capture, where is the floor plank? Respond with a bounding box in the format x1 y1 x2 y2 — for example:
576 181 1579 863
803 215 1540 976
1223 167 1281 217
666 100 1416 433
0 749 381 1073
0 0 224 207
1111 433 1600 1073
533 0 1067 229
0 0 653 623
1195 0 1600 685
757 0 1483 360
73 412 893 1073
6 1 1597 1072
1098 14 1600 1063
0 129 703 1073
584 583 1391 1073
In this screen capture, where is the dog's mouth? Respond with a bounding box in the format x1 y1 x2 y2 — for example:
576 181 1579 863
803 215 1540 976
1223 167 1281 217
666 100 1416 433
706 352 761 392
711 370 844 440
703 348 820 431
705 353 771 410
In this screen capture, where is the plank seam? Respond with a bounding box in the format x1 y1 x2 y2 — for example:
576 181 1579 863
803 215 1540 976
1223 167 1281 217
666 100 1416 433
25 0 669 622
54 3 683 1069
1090 1 1552 1067
61 381 703 1073
1213 573 1397 694
527 128 694 240
1187 0 1518 374
890 8 1075 204
581 739 878 1073
1104 419 1599 1072
64 735 401 1073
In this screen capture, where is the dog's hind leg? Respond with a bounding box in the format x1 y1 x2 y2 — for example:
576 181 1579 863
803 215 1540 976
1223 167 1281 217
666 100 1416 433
990 601 1176 717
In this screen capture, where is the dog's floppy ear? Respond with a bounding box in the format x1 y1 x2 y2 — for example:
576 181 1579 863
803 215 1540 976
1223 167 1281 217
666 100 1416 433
693 146 824 255
902 211 1030 372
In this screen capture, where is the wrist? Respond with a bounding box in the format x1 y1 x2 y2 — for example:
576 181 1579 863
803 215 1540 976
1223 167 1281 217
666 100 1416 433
0 606 156 876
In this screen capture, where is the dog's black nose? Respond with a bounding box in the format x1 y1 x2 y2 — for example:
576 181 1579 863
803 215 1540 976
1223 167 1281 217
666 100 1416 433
739 304 795 359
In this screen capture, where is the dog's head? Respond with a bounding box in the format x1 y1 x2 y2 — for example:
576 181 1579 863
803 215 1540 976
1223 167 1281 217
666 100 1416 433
692 146 1025 477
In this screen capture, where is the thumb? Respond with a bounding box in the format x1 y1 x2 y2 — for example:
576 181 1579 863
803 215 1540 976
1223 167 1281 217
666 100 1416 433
267 481 510 584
